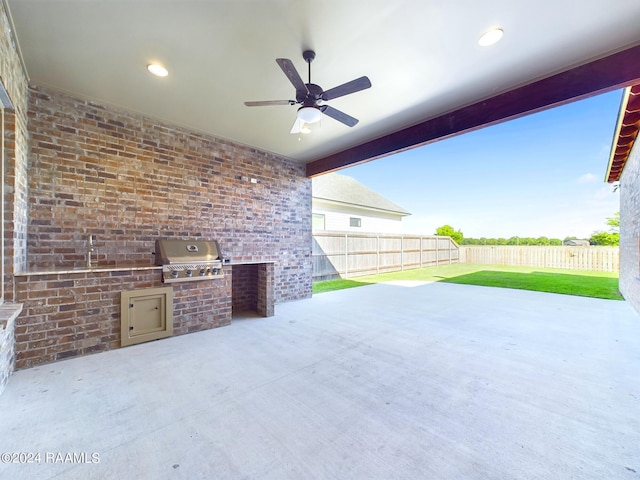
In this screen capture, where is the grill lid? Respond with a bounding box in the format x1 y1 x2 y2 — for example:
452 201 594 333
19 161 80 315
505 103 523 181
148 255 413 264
155 240 221 265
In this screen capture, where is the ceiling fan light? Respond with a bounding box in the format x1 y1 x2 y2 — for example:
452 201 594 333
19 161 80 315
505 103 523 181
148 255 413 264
297 106 322 124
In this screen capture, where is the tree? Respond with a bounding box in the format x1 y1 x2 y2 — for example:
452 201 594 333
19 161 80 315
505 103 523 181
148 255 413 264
589 212 620 246
589 231 619 246
462 236 564 245
435 224 463 244
536 236 550 246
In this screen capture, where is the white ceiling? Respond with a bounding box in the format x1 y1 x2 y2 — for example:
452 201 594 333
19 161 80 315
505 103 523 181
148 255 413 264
7 0 640 164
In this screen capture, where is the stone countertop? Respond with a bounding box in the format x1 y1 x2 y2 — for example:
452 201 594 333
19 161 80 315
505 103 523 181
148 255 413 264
14 265 163 276
0 303 23 329
226 260 276 265
15 260 275 276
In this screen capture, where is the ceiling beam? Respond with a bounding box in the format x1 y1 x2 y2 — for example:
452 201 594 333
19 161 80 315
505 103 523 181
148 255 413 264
306 43 640 177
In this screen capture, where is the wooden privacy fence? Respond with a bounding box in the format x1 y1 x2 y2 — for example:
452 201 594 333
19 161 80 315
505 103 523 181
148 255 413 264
313 232 459 280
459 246 619 272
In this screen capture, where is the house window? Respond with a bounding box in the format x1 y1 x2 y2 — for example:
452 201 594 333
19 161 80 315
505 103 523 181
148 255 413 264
312 213 325 231
349 217 361 228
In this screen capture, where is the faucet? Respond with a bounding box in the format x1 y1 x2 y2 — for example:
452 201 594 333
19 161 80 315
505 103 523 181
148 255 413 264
86 234 96 268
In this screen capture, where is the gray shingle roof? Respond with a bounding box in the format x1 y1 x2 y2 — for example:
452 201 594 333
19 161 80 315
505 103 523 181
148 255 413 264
312 173 411 216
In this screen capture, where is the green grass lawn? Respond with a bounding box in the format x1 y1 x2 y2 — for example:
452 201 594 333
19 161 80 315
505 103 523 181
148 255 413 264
312 264 623 300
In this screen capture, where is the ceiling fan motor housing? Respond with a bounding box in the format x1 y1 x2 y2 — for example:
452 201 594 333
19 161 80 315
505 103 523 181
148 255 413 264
297 83 323 105
303 50 316 63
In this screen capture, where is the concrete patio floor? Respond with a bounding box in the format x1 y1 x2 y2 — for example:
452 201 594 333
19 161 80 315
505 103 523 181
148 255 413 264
1 282 639 479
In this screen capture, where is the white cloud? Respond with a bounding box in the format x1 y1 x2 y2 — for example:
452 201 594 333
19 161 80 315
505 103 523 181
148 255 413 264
577 173 598 184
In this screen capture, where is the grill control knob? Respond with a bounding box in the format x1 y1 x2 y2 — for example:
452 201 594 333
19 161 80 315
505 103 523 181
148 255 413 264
186 269 193 277
199 268 206 276
171 270 179 278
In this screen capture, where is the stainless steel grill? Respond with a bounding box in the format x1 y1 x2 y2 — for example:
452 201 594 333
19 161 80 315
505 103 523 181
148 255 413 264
155 239 224 283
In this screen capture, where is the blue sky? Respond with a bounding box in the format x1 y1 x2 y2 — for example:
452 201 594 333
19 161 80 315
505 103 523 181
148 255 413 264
342 90 622 240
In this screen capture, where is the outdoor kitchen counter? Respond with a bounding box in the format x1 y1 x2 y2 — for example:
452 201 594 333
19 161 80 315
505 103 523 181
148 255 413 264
14 261 276 276
10 261 274 369
15 262 275 320
14 265 162 276
226 260 276 265
11 264 229 370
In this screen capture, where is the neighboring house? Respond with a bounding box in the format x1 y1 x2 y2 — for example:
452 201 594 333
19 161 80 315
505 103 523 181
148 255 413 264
605 83 640 316
563 239 590 246
312 173 411 233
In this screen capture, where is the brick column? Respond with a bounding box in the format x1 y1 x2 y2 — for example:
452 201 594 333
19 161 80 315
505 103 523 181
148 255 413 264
257 263 274 317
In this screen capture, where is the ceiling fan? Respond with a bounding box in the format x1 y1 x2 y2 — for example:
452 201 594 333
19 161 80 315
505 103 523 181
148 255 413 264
244 50 371 134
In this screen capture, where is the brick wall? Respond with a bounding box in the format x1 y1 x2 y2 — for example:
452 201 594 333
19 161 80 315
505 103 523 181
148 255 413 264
27 85 312 302
172 268 232 334
0 2 30 301
619 139 640 315
256 263 275 317
14 84 311 369
0 2 29 388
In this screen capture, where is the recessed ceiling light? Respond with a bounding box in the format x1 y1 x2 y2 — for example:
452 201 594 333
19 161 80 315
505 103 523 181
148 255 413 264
147 63 168 77
478 28 504 47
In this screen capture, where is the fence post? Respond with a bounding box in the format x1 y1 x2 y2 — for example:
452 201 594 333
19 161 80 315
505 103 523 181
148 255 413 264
344 233 348 279
376 235 380 275
436 237 439 266
420 236 423 268
401 235 404 271
449 238 452 264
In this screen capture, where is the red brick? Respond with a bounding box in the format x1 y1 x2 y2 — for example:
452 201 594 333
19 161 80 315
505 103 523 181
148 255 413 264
11 81 311 370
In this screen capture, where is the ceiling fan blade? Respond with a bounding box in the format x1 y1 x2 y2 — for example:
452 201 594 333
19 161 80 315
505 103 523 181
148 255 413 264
276 58 309 96
244 100 294 107
321 105 359 127
321 76 371 101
